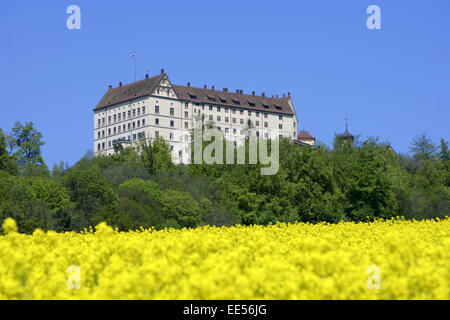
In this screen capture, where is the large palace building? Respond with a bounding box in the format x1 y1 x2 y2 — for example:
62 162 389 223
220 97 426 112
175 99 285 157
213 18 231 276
93 69 299 163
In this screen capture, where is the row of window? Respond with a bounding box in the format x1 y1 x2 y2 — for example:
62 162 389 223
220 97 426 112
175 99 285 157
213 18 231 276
97 106 190 128
196 106 287 121
97 132 144 151
97 131 191 152
205 115 284 129
97 130 294 153
214 127 285 139
97 107 146 127
97 118 191 139
97 119 146 138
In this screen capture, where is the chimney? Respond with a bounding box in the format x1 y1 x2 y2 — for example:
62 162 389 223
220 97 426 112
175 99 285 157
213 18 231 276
212 85 215 91
187 82 190 87
262 92 265 97
240 90 243 95
223 88 228 92
288 92 291 97
236 89 239 93
204 85 207 89
252 91 255 96
161 68 165 74
119 82 122 87
282 93 285 98
145 74 149 79
108 85 112 90
276 94 278 99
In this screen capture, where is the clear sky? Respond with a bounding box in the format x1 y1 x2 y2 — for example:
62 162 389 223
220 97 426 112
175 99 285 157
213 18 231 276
0 0 448 168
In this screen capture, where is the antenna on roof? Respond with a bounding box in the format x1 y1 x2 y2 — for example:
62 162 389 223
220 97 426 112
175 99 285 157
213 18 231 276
345 118 348 130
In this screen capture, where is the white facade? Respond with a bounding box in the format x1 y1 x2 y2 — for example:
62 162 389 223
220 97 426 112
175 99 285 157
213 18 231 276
93 72 298 164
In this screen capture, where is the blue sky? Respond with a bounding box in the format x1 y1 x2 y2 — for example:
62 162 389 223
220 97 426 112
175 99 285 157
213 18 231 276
0 0 448 168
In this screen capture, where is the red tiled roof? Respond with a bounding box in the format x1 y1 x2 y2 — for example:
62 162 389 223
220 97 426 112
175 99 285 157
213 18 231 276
297 130 315 140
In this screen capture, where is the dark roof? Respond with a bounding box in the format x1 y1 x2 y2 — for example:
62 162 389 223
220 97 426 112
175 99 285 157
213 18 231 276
297 130 315 140
173 85 294 115
341 128 354 140
94 74 163 110
94 73 294 116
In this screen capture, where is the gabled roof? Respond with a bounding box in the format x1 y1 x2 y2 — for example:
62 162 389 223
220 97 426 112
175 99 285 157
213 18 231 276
297 130 315 140
173 85 294 115
94 72 295 116
94 74 163 110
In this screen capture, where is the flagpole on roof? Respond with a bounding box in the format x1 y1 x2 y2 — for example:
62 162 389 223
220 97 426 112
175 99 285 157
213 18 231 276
130 50 136 82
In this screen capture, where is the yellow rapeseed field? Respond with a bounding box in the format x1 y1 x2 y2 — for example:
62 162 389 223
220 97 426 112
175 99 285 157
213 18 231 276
0 217 449 299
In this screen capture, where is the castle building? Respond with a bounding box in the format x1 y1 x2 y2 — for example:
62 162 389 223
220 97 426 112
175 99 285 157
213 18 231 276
93 69 299 163
297 130 316 146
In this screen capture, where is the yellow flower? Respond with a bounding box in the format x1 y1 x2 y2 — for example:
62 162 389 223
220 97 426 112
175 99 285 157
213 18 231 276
0 217 449 299
2 218 18 235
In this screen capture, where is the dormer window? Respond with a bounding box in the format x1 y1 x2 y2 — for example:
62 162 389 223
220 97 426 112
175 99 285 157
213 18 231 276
189 94 197 99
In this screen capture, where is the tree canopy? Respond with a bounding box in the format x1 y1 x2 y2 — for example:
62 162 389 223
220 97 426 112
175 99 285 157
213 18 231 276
0 121 449 234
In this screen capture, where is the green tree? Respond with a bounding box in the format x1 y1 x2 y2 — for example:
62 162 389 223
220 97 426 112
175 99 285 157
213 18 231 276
438 139 449 162
0 129 17 174
116 179 164 230
25 176 71 211
282 141 345 223
138 137 173 174
118 178 163 203
0 173 73 233
62 166 118 230
161 190 204 228
7 122 47 172
332 138 398 221
406 160 450 219
410 133 438 161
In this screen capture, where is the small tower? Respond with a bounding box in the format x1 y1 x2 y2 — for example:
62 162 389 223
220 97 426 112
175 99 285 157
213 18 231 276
297 130 316 146
341 119 354 145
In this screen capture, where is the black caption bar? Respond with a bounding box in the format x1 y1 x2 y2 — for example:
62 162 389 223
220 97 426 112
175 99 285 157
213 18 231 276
2 300 448 319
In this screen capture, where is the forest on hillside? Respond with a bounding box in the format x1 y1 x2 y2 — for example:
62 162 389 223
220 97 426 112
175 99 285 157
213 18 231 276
0 121 449 234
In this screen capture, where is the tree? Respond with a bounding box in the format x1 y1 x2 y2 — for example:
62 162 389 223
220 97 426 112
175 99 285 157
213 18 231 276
138 137 173 174
282 141 345 223
7 122 47 172
410 133 437 161
0 129 17 174
161 189 204 228
118 178 163 203
62 166 118 230
0 173 73 233
439 139 449 162
0 128 8 162
116 179 164 230
52 161 69 180
438 139 450 188
332 138 398 221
